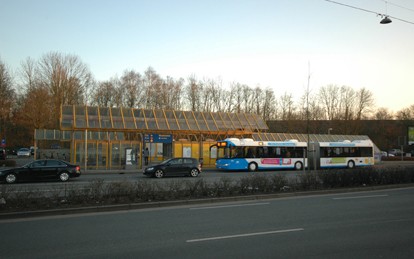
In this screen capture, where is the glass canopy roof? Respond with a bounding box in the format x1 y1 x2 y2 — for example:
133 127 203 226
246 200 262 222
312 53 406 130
61 105 269 134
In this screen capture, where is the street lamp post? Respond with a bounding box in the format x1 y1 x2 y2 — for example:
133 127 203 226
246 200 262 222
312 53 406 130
328 128 333 135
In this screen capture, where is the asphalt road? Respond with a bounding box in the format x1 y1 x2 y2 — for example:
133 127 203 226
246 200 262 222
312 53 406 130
1 186 413 258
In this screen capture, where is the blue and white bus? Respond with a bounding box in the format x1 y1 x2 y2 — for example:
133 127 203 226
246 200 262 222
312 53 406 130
309 140 374 169
214 138 307 171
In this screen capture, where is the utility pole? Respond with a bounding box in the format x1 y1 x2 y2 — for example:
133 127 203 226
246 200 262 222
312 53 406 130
398 136 406 161
306 62 311 172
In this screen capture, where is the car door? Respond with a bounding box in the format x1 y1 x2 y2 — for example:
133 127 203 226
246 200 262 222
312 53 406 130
166 158 183 176
40 160 61 179
29 160 47 180
182 158 194 174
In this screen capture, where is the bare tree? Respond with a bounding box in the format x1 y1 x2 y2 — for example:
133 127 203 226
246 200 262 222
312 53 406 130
339 85 355 120
120 69 143 108
160 76 183 110
373 107 394 120
0 59 15 137
211 79 226 112
355 87 374 120
223 88 234 113
36 52 93 126
143 67 163 109
279 92 296 120
229 82 243 113
239 84 250 113
19 57 38 91
396 105 414 120
318 84 340 120
252 86 263 115
17 85 54 129
185 74 202 112
111 77 123 107
201 78 214 112
91 79 118 107
262 88 277 121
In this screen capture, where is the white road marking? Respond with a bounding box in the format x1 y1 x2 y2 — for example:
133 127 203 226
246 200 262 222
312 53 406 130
186 228 304 243
190 202 270 210
332 194 389 200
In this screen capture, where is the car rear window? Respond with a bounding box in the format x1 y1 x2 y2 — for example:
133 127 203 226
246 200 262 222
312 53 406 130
46 160 65 166
183 158 195 164
170 158 183 165
32 160 46 167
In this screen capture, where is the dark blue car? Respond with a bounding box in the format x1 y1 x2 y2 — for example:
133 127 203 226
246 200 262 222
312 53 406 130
0 159 81 184
144 158 202 178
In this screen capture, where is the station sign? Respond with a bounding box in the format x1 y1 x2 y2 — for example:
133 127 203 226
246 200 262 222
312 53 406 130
144 134 172 143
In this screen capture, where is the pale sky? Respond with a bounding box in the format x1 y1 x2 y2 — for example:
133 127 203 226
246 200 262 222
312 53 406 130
1 0 414 112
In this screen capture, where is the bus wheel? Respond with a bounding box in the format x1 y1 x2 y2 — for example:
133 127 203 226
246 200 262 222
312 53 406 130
248 162 257 172
347 160 355 169
294 162 303 170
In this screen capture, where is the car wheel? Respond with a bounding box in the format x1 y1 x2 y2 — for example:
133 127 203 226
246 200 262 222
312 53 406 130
5 173 17 184
189 168 199 177
347 160 355 169
154 169 164 178
248 162 257 172
59 172 70 182
295 161 303 170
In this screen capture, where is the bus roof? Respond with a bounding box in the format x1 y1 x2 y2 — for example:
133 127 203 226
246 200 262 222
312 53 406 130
319 140 373 147
224 138 307 147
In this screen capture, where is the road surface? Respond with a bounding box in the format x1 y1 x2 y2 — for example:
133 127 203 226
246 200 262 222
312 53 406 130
1 186 413 258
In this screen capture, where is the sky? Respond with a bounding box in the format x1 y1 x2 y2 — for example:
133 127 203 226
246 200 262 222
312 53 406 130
1 0 414 112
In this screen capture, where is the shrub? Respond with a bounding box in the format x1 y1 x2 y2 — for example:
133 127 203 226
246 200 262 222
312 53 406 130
212 177 241 197
296 171 322 190
104 181 136 203
270 174 288 191
184 178 211 198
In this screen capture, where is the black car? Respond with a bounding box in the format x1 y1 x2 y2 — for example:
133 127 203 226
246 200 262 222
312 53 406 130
144 157 202 178
0 159 81 184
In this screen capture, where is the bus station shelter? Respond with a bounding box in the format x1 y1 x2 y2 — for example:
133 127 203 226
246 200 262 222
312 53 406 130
34 105 374 170
34 105 269 170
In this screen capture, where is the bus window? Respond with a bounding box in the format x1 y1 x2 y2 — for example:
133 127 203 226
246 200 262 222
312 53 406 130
231 147 244 158
268 147 277 158
263 147 269 158
256 147 264 158
246 148 255 158
286 149 291 158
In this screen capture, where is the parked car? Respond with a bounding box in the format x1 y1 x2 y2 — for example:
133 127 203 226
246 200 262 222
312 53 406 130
17 148 31 157
30 146 38 155
0 159 81 184
6 148 17 156
388 149 403 156
144 157 202 178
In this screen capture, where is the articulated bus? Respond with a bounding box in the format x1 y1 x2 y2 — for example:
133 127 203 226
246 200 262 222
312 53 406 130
213 138 374 171
308 140 374 169
213 138 307 171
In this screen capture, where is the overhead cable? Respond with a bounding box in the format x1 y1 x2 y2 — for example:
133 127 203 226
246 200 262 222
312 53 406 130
324 0 414 25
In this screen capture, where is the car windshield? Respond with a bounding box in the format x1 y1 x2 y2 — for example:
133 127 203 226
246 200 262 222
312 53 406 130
22 162 33 168
160 159 173 165
24 160 45 168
